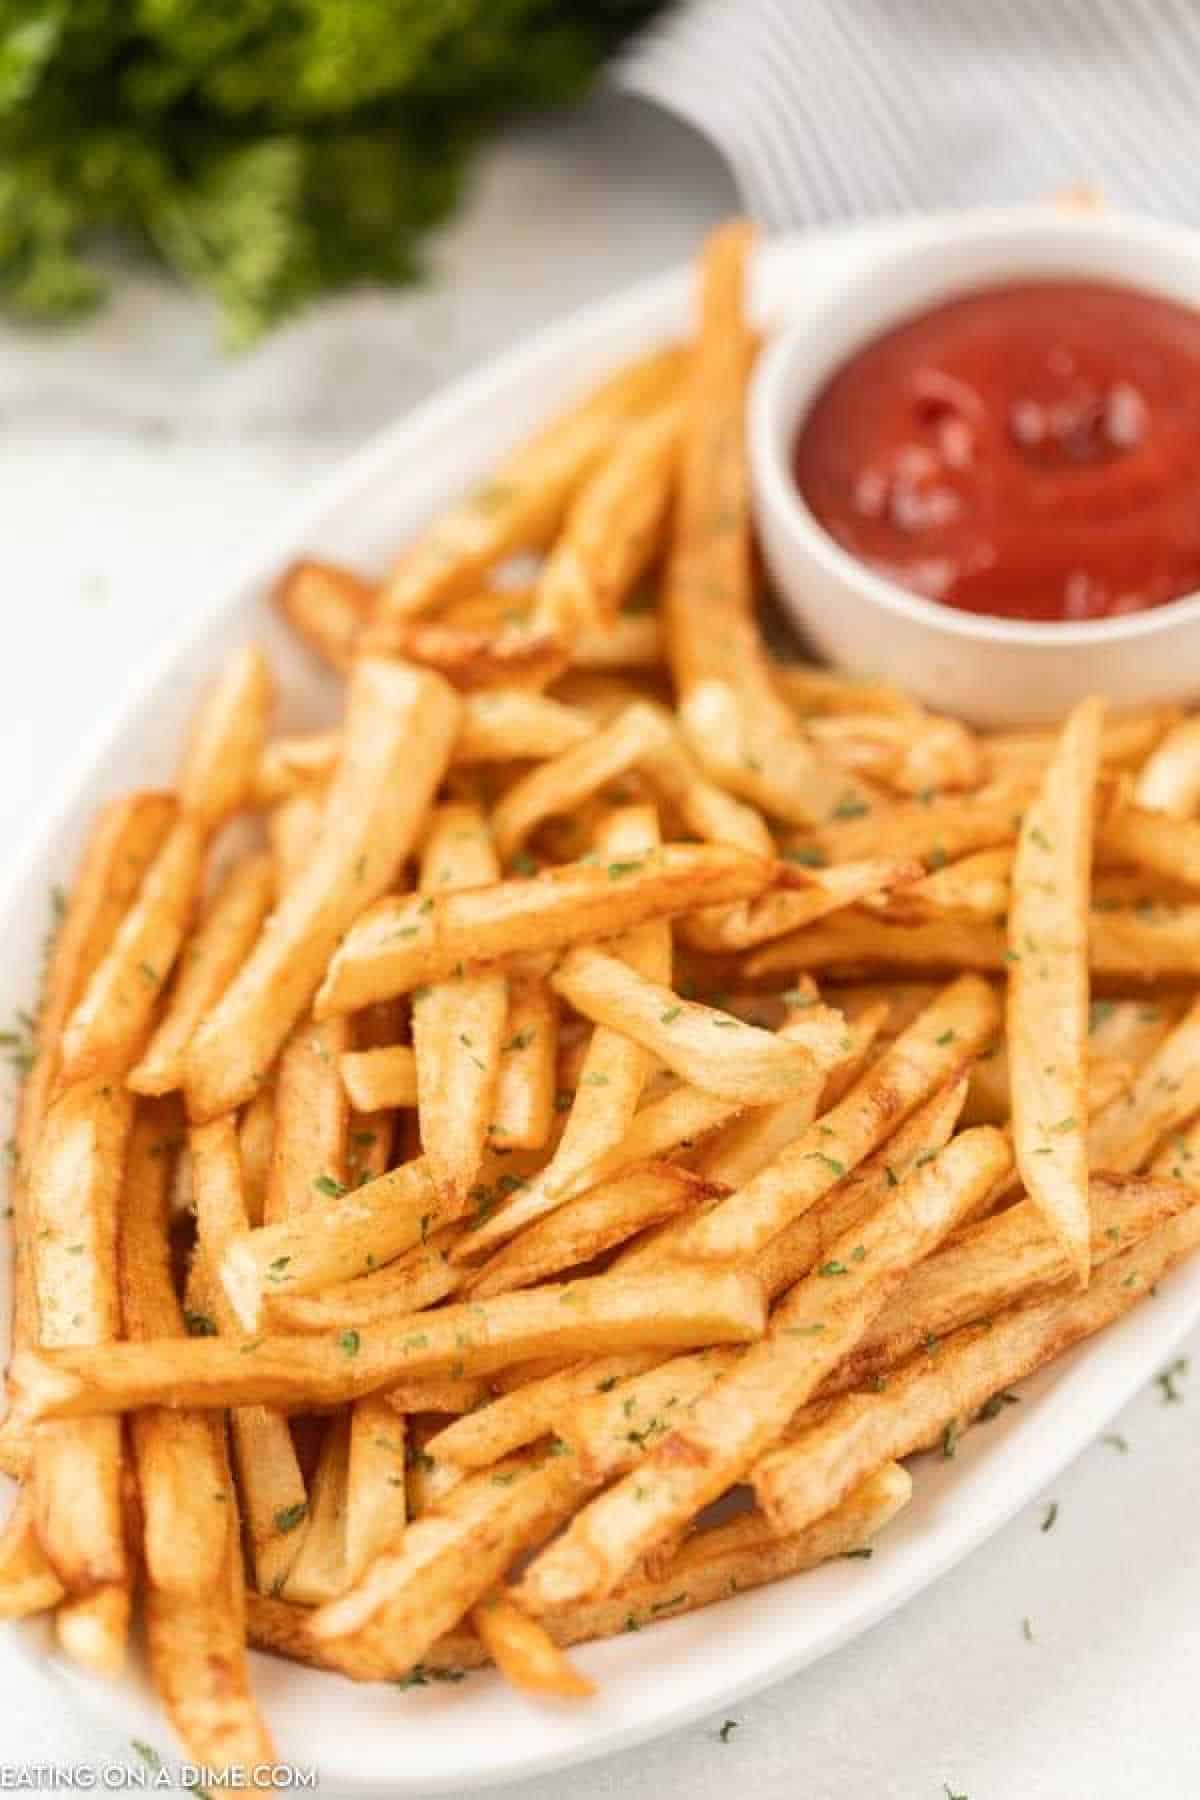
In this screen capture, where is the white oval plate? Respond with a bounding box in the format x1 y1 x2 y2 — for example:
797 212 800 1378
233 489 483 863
6 211 1200 1794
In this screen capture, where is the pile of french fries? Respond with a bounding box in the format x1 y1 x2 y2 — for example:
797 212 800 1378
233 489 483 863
4 218 1200 1768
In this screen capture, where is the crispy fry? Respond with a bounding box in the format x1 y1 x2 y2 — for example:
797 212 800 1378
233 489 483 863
488 974 558 1151
237 1081 275 1229
362 618 567 691
490 703 671 861
672 975 1000 1262
266 1226 463 1334
786 779 1034 870
876 847 1013 924
253 730 340 805
666 222 855 826
455 690 591 764
983 704 1176 783
274 559 374 671
0 1493 65 1618
281 1413 351 1604
682 858 923 953
753 1201 1200 1536
552 946 841 1104
412 805 507 1200
809 712 983 796
473 1590 594 1697
534 404 678 638
190 1118 310 1595
515 1127 1009 1608
1087 996 1200 1173
176 646 273 829
265 1017 350 1224
14 1267 767 1417
1134 714 1200 816
316 842 775 1013
466 1165 720 1299
340 1045 417 1113
58 820 206 1086
186 660 461 1119
377 347 683 622
120 1105 228 1599
130 853 275 1096
1100 799 1200 889
29 1077 132 1593
56 1583 130 1676
267 787 326 894
573 613 664 671
424 1352 661 1473
385 1376 489 1415
773 665 922 721
1008 696 1105 1285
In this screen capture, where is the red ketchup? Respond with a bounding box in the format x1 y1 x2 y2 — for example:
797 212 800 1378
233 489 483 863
793 280 1200 623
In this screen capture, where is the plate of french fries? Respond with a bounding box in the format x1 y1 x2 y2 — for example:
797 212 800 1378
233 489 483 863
3 215 1200 1792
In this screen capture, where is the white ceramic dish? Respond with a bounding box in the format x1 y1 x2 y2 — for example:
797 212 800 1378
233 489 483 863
751 209 1200 725
6 211 1200 1793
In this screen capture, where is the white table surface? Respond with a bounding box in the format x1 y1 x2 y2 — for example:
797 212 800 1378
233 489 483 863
2 90 1198 1800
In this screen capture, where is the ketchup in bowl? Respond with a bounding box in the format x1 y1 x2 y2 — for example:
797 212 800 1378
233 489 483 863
793 280 1200 623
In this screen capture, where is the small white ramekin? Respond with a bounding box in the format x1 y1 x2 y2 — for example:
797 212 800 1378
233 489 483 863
750 209 1200 725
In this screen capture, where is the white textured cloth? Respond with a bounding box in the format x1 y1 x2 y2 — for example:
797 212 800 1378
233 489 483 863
619 0 1200 225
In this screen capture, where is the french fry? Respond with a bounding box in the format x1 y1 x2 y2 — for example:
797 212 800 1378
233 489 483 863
267 788 326 894
1008 696 1105 1285
376 347 684 622
876 847 1013 924
551 946 842 1105
340 1044 417 1113
345 1396 408 1582
0 1493 65 1618
190 1118 310 1595
455 690 591 767
186 659 461 1119
1100 799 1200 889
274 559 374 671
254 730 340 806
316 842 775 1013
385 1376 489 1415
753 1200 1200 1536
983 704 1176 783
29 1077 132 1594
361 618 567 691
176 646 273 830
472 1590 594 1697
671 975 1000 1262
424 1352 662 1474
1087 997 1200 1173
58 820 206 1086
412 805 507 1200
665 222 856 826
266 1226 463 1334
264 1017 350 1224
281 1414 352 1604
773 664 922 721
130 853 275 1096
488 974 557 1151
809 712 983 796
466 1165 720 1299
681 858 923 953
14 1267 767 1417
533 404 678 638
144 1500 275 1770
237 1081 275 1229
56 1583 131 1677
783 779 1034 871
832 1172 1200 1396
573 613 664 672
1134 714 1200 815
490 703 672 861
515 1127 1010 1609
120 1105 229 1598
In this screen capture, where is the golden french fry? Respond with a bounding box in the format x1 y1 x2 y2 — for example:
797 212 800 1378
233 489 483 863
266 1226 463 1334
361 617 567 691
833 1172 1199 1396
472 1590 594 1697
490 703 671 862
176 646 273 830
673 975 1000 1262
385 1376 489 1415
190 1117 310 1596
58 820 206 1086
488 975 558 1152
1008 696 1105 1285
14 1267 767 1417
515 1127 1010 1609
253 730 340 805
0 1493 65 1619
682 858 923 953
340 1045 417 1113
773 665 922 721
267 788 326 895
424 1352 661 1474
534 404 678 638
412 805 507 1201
144 1501 275 1770
281 1414 352 1604
376 347 684 622
784 779 1034 870
455 690 591 764
120 1105 229 1599
466 1165 720 1299
29 1077 132 1593
876 847 1013 924
573 613 664 671
186 659 461 1120
273 559 374 671
316 842 775 1013
345 1397 408 1583
754 1200 1200 1537
1134 714 1200 816
264 1017 350 1224
56 1583 131 1677
237 1081 275 1229
983 704 1177 783
808 712 983 796
130 854 275 1096
551 946 842 1105
1087 996 1200 1173
1100 799 1200 889
665 222 856 826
